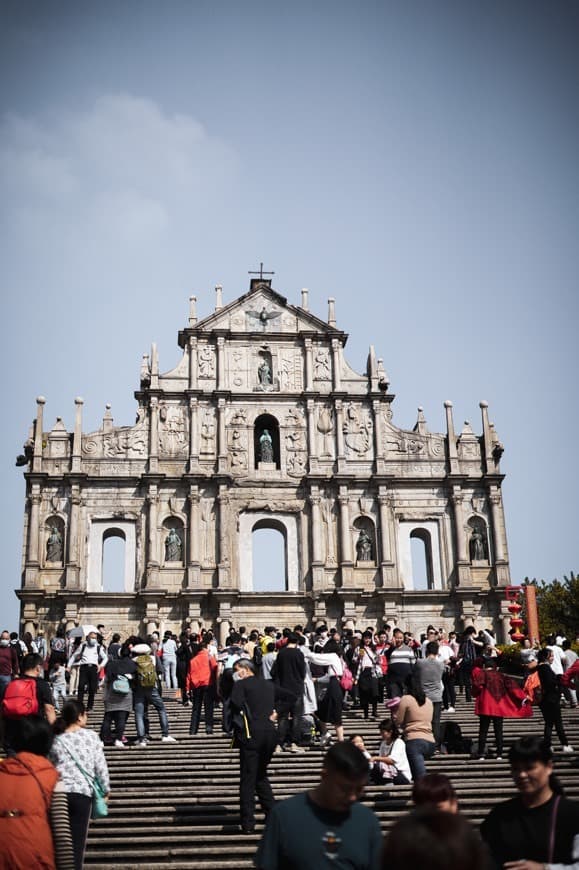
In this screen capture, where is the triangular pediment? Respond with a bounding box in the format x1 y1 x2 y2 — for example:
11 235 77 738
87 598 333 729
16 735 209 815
180 282 344 342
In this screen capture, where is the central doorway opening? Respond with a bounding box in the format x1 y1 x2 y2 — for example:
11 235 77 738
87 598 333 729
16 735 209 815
251 521 287 592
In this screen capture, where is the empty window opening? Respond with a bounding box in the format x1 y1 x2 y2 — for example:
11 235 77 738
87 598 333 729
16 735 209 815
410 530 433 591
102 530 126 593
252 525 287 592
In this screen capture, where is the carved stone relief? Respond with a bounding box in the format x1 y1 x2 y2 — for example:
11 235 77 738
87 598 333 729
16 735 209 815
200 409 216 455
313 347 331 380
317 405 334 458
83 417 148 459
198 345 216 378
200 498 215 565
228 429 248 473
158 404 187 456
322 496 337 565
278 350 303 391
343 403 373 457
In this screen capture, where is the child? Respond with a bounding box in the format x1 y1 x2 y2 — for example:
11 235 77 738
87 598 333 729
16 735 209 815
49 662 67 711
370 718 412 785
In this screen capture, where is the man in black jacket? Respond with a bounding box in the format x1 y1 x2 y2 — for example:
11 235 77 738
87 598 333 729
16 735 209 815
272 631 306 753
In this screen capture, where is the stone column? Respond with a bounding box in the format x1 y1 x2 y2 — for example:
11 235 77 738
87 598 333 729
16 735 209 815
66 487 81 589
217 486 230 586
32 396 46 473
338 489 352 563
331 339 342 391
310 490 323 564
218 618 231 647
304 338 314 391
147 485 159 576
217 398 227 473
452 488 470 586
306 400 317 460
27 487 41 565
444 401 459 475
489 487 505 562
216 336 225 389
372 399 384 469
71 397 83 473
378 492 392 563
188 397 198 471
188 336 198 390
335 400 345 459
148 397 159 473
187 485 200 587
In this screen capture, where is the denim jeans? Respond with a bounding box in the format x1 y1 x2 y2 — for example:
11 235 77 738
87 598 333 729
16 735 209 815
134 687 169 738
162 657 178 689
0 674 12 701
405 738 436 780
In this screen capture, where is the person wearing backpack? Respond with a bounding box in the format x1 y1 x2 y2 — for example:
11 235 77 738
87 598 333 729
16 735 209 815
1 653 56 755
99 646 138 747
0 629 19 700
130 641 177 746
67 631 107 712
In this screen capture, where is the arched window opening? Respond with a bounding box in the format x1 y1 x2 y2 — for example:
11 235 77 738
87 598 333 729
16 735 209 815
102 530 126 593
254 413 280 469
252 523 287 592
410 529 433 591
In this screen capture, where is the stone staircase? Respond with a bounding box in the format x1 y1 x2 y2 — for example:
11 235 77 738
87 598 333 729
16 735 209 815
84 694 579 869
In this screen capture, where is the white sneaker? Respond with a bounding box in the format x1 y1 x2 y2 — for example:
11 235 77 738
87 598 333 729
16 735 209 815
273 745 283 754
562 745 574 753
447 707 455 713
289 743 306 754
162 735 177 743
114 740 127 748
137 739 148 747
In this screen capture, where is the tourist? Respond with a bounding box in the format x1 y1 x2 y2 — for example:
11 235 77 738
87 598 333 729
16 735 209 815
309 636 346 744
369 718 412 785
1 652 56 754
230 657 279 834
383 808 487 870
353 630 381 719
472 655 532 760
130 641 177 746
49 660 68 712
412 772 458 813
536 647 574 753
100 642 138 747
106 633 122 661
385 628 415 699
50 700 110 870
272 631 307 753
176 632 193 705
67 630 108 712
0 628 19 700
393 674 436 780
186 637 218 735
416 640 444 746
0 714 74 869
160 630 178 690
255 741 382 869
481 736 579 868
457 626 483 701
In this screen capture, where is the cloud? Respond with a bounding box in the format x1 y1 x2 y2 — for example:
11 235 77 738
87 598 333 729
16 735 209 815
0 94 237 248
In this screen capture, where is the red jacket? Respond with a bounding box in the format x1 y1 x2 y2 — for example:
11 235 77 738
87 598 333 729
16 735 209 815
472 666 532 719
561 660 579 689
0 751 59 869
186 649 217 692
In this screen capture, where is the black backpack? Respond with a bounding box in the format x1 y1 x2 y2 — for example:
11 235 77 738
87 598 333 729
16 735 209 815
253 645 263 668
440 720 473 754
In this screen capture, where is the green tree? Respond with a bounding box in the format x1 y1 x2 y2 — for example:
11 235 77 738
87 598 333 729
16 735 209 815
522 571 579 639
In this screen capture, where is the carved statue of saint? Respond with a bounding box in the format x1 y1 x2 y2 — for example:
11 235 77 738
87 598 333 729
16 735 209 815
46 526 63 562
165 527 182 562
259 429 274 463
356 529 373 562
258 359 272 386
469 527 487 561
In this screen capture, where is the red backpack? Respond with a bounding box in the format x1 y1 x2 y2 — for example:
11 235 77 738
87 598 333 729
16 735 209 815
1 677 39 718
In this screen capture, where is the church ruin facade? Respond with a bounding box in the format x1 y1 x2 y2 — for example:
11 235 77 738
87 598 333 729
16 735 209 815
17 277 514 643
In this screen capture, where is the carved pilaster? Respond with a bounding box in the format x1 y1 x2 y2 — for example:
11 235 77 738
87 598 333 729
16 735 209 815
334 400 345 460
309 490 323 564
72 397 83 473
331 339 341 391
27 488 41 565
306 400 317 467
146 486 159 586
188 336 198 390
216 336 225 389
187 485 200 587
217 398 227 473
67 486 81 567
217 486 230 586
489 487 508 569
304 338 313 391
188 397 198 471
452 488 470 586
148 397 159 473
338 489 352 563
372 400 384 472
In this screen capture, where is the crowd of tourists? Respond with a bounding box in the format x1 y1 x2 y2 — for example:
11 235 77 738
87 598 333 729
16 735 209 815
1 620 578 868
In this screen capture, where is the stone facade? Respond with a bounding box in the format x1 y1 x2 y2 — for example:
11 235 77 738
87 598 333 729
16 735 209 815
17 279 514 643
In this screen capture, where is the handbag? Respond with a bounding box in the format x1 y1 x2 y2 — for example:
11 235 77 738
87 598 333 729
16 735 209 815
58 737 109 820
111 674 130 694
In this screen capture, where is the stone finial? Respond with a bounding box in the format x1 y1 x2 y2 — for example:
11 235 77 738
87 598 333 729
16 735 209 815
189 295 197 326
140 353 151 384
150 343 159 375
444 400 453 409
37 396 46 406
377 358 389 390
301 288 309 310
413 406 428 435
74 397 84 406
102 403 113 433
328 297 336 327
215 284 223 311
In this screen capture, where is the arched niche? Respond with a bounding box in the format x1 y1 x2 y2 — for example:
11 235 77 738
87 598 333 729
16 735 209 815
353 516 376 565
162 517 185 565
44 516 65 566
254 413 280 468
397 521 443 591
88 520 136 592
238 512 299 592
467 516 490 563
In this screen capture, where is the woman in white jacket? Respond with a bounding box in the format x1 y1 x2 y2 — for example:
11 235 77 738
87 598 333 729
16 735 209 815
304 639 345 743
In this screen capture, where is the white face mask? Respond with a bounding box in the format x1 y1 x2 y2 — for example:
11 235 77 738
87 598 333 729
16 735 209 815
86 638 97 647
0 639 9 647
232 671 243 682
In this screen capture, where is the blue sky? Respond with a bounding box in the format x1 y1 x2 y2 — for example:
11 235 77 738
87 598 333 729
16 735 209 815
1 1 577 628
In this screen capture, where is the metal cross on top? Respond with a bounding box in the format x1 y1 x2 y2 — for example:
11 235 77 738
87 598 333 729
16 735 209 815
248 262 275 280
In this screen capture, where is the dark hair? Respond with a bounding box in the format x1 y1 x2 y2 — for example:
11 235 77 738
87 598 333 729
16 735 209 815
393 628 403 637
287 632 299 644
508 736 553 766
234 658 256 674
537 647 551 664
60 699 86 728
22 653 43 673
324 741 370 781
10 715 54 756
425 641 439 656
379 718 400 740
266 642 275 652
383 809 486 869
412 773 457 807
323 639 342 656
406 673 426 706
111 633 121 643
